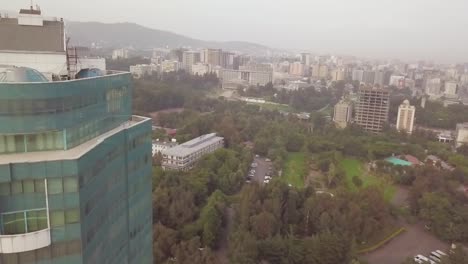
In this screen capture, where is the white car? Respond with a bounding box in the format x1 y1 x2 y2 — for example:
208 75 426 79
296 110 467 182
414 255 430 264
263 179 270 184
265 176 272 180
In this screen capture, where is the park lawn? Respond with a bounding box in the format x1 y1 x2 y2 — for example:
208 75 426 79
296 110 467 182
340 158 395 202
248 102 292 112
283 152 307 188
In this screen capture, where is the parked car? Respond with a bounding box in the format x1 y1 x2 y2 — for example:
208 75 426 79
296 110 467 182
414 255 430 264
265 158 271 162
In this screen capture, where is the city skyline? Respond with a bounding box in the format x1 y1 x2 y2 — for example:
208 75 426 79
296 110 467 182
3 0 468 63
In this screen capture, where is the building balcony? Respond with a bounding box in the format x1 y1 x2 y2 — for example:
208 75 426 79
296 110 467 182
0 228 51 253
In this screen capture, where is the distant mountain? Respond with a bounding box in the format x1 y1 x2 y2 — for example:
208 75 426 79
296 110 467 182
67 21 271 55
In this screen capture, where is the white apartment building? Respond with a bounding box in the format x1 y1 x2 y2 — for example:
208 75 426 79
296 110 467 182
130 64 157 78
112 48 129 59
221 68 273 87
456 123 468 148
152 139 178 156
161 60 180 73
191 63 214 76
333 100 352 128
444 81 458 97
396 100 416 134
162 133 224 171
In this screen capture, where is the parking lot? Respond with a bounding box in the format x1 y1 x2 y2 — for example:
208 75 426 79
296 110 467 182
246 156 273 185
363 223 449 264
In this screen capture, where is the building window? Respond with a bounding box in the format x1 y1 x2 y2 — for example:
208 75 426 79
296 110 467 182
0 182 10 196
23 180 35 193
48 178 63 194
11 181 23 194
26 210 47 232
65 209 80 224
2 212 26 235
64 177 78 193
50 211 65 227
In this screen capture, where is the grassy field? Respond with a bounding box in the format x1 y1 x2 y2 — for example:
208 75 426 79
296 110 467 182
340 158 395 201
247 102 292 112
283 153 307 188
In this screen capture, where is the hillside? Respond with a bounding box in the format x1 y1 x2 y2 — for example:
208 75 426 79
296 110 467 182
67 21 270 54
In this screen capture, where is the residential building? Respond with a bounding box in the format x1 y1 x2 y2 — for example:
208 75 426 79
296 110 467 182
425 78 442 97
191 63 212 76
152 139 178 156
112 48 129 60
221 68 273 87
160 60 180 73
162 133 224 171
221 51 235 69
130 64 156 78
182 51 201 73
301 53 311 66
374 70 385 86
169 48 186 63
311 64 320 79
456 123 468 148
352 69 364 82
330 68 345 81
201 49 222 66
318 65 329 79
0 6 153 264
240 63 273 72
362 71 375 84
289 62 305 76
333 100 353 128
444 81 458 97
355 87 390 133
389 75 405 88
396 100 416 134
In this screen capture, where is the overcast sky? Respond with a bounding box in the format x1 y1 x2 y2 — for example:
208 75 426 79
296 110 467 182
4 0 468 63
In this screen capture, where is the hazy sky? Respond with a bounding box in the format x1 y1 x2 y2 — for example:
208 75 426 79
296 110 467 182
4 0 468 62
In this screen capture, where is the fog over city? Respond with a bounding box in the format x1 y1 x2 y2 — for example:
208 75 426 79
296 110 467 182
4 0 468 62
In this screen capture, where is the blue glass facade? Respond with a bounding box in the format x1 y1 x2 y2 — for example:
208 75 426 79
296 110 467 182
0 73 153 264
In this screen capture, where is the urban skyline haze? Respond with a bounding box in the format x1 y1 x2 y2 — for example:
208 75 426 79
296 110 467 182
3 0 468 63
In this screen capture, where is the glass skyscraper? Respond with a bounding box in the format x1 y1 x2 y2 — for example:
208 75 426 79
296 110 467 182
0 67 153 263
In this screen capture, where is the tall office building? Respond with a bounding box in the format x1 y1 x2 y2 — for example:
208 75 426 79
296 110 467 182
333 100 353 128
301 53 311 66
355 87 390 133
396 100 416 134
202 49 222 66
182 51 201 73
0 6 153 264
